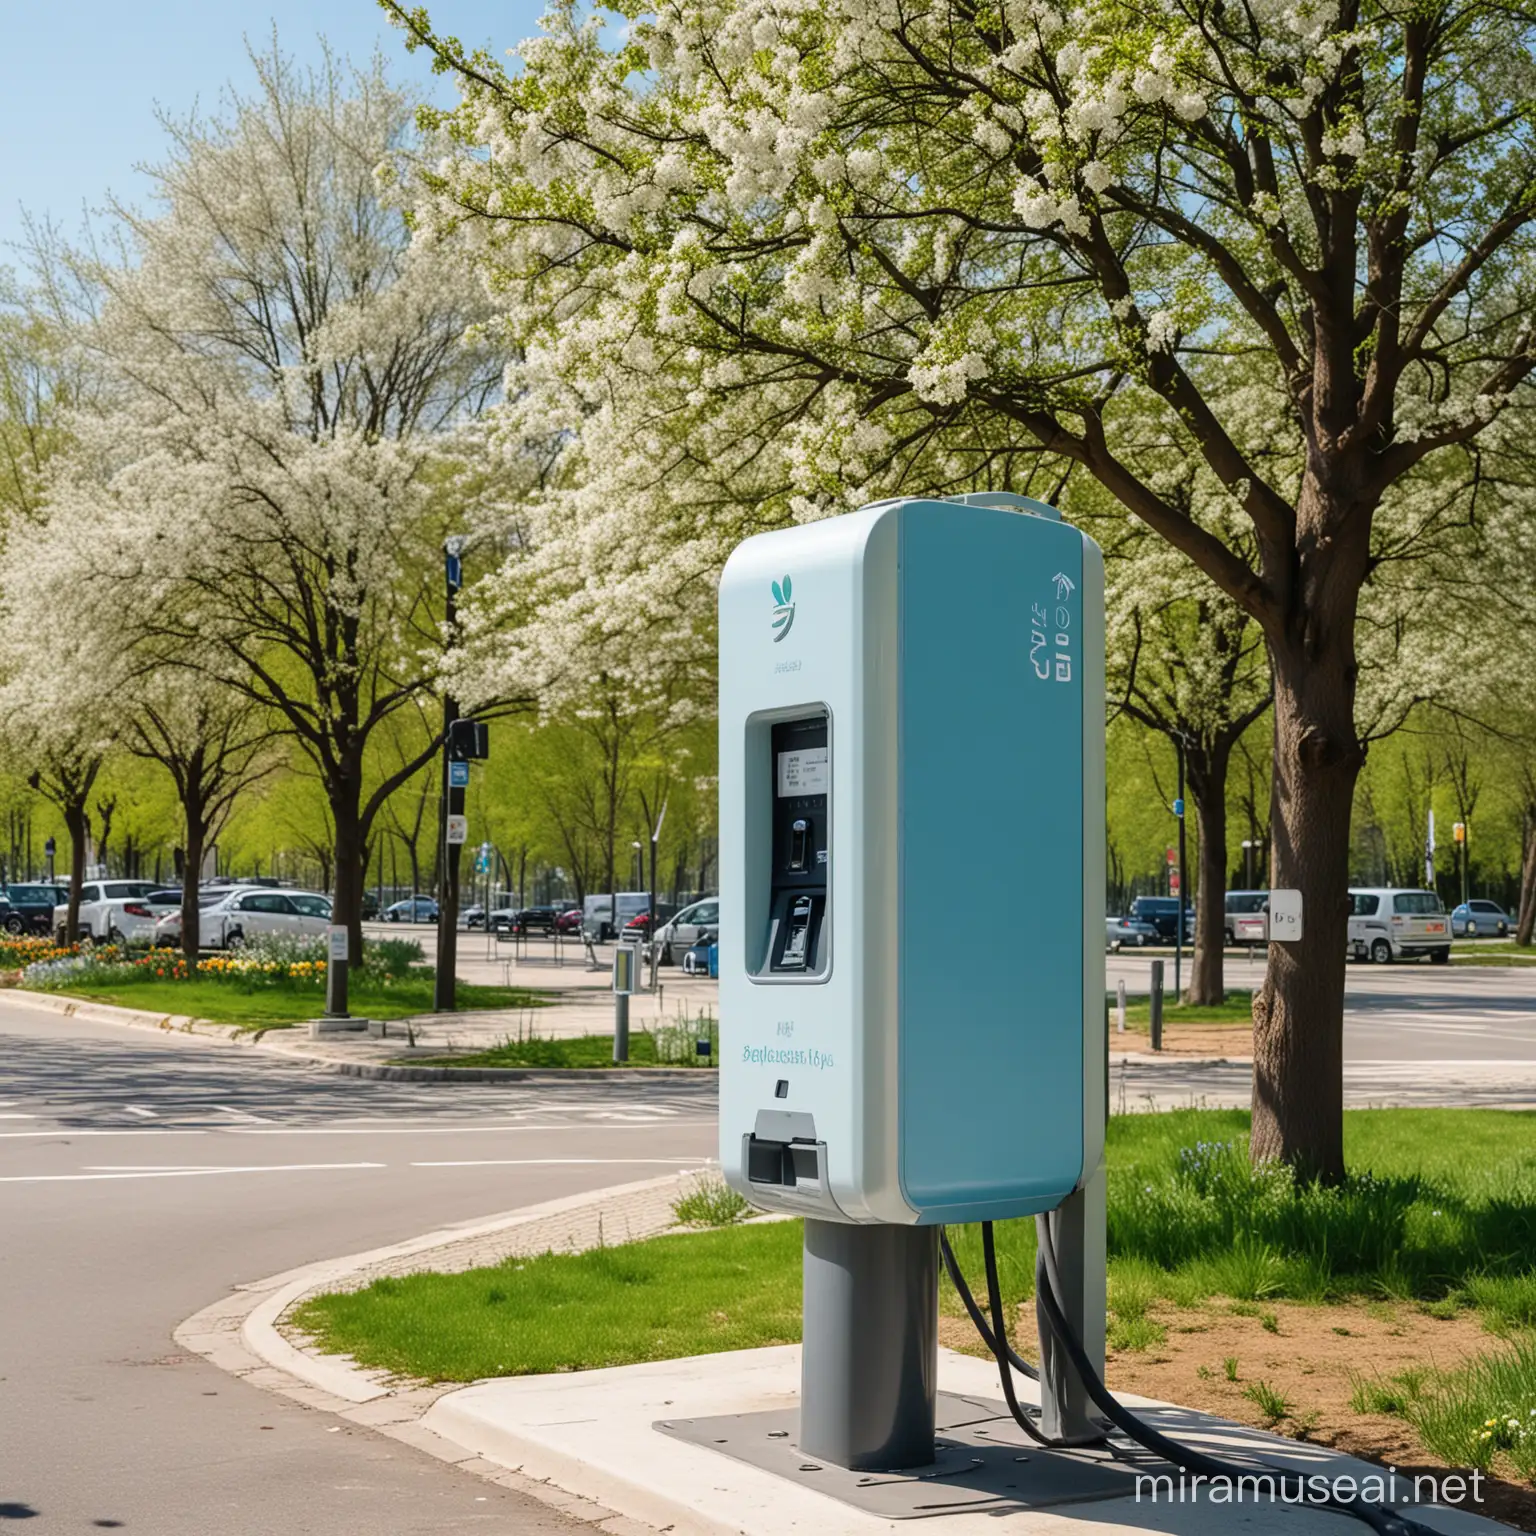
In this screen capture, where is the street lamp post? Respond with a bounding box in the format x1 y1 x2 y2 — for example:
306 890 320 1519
434 536 466 1013
1241 839 1255 890
1173 742 1187 999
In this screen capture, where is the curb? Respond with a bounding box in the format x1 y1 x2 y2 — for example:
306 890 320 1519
176 1172 699 1535
325 1060 720 1083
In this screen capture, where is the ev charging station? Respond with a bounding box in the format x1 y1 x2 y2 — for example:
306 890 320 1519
718 492 1108 1470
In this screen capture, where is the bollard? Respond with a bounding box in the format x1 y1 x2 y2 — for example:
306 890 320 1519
1116 977 1127 1034
1149 959 1164 1051
613 992 630 1062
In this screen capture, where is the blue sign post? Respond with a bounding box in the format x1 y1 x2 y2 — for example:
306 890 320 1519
448 760 470 788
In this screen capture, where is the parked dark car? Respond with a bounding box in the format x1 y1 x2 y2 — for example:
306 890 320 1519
383 896 439 923
489 905 563 934
1129 896 1195 942
1452 900 1515 937
4 884 68 935
362 890 380 920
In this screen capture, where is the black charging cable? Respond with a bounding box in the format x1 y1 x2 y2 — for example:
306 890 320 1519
1029 1212 1443 1536
938 1226 1037 1379
976 1217 1065 1446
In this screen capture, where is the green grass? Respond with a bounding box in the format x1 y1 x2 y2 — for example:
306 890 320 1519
672 1174 752 1227
1242 1380 1292 1425
1402 1337 1536 1478
45 975 546 1025
1451 949 1536 966
291 1219 804 1381
293 1107 1536 1386
1119 992 1254 1026
406 1021 720 1070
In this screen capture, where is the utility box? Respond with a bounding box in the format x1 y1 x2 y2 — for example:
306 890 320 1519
718 495 1105 1226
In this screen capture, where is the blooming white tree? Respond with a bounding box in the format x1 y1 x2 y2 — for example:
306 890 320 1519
389 0 1536 1175
31 43 513 1010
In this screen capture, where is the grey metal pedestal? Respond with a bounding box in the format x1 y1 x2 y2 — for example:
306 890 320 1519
800 1218 938 1470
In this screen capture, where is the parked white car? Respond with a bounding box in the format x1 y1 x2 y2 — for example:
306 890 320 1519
1347 888 1451 964
656 897 720 962
54 880 162 945
163 886 334 950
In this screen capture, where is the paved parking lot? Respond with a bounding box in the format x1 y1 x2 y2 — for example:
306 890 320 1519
367 921 1536 1064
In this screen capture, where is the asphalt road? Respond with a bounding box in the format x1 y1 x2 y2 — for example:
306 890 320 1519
0 1003 716 1535
1105 951 1536 1060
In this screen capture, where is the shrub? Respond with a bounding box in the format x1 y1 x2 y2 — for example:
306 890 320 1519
652 1008 719 1066
673 1173 751 1228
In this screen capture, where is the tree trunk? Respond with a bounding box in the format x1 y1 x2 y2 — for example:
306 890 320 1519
63 802 88 941
1516 809 1536 947
1185 741 1232 1006
332 789 365 967
1250 639 1363 1183
181 811 204 965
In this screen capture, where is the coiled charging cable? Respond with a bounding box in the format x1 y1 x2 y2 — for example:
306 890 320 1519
1015 1214 1444 1536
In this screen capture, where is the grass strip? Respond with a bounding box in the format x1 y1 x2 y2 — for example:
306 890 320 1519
400 1030 719 1070
295 1107 1536 1385
38 976 547 1025
292 1219 803 1380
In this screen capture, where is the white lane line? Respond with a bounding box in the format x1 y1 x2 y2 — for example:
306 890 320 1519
125 1106 158 1118
0 1129 209 1139
0 1112 38 1119
410 1157 711 1169
214 1104 274 1124
1 1162 387 1184
225 1120 719 1136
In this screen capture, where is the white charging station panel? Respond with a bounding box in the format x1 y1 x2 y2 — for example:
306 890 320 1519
719 495 1105 1226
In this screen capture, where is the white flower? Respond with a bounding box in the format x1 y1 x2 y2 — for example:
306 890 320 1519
1145 310 1178 352
1082 160 1113 193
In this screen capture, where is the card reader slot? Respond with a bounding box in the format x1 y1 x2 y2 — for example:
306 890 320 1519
745 1134 825 1190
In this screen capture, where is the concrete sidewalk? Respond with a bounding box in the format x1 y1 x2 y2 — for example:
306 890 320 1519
429 1345 1506 1535
180 1166 1513 1536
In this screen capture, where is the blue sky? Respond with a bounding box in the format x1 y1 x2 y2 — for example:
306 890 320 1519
0 0 549 256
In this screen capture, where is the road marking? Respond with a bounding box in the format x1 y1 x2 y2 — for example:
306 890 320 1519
125 1106 158 1118
410 1157 712 1168
214 1104 274 1124
0 1129 209 1139
225 1120 719 1136
0 1112 38 1119
0 1162 388 1183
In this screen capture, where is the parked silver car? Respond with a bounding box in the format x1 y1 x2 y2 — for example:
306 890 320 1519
1105 914 1158 952
1347 888 1450 964
1451 900 1514 937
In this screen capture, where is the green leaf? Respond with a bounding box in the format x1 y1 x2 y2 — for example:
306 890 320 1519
771 580 784 606
781 575 792 602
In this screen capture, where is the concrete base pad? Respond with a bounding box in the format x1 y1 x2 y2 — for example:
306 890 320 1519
657 1392 1162 1517
423 1346 1510 1535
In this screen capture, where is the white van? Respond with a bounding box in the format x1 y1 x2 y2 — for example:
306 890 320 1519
1223 891 1269 945
1347 888 1451 964
581 891 650 942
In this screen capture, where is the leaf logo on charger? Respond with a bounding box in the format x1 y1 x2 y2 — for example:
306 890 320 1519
770 575 795 642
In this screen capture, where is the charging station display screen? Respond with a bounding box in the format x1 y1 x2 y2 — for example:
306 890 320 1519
777 747 828 797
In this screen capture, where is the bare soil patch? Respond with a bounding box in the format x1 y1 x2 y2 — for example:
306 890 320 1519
1109 1022 1253 1057
941 1297 1535 1529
